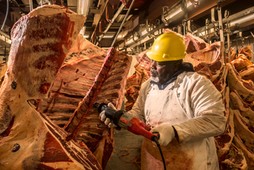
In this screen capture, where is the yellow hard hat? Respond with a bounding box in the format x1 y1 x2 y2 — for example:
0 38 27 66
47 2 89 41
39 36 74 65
146 32 186 62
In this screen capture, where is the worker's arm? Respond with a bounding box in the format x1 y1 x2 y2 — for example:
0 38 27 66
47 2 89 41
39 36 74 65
99 79 151 127
151 73 226 146
173 74 227 143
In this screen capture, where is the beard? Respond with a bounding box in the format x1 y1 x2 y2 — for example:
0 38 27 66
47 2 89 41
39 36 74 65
150 68 160 83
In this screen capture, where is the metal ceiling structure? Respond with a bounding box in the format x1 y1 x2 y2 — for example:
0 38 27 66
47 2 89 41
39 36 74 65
0 0 254 58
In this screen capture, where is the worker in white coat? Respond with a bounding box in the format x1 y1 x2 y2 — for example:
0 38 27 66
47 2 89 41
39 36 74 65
100 31 226 170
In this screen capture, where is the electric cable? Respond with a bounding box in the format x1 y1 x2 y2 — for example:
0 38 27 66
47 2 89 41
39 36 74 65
153 137 166 170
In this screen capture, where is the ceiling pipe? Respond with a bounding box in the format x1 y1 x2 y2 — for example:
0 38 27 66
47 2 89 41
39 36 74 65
228 13 254 29
1 0 9 31
96 4 125 45
90 0 110 43
111 0 136 47
118 0 200 50
119 0 254 53
194 6 254 38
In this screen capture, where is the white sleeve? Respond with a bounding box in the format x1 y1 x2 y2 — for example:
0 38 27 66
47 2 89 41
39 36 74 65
173 74 227 143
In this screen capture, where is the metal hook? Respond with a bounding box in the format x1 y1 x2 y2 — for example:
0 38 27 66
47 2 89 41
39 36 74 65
161 6 170 26
182 19 187 35
187 20 192 33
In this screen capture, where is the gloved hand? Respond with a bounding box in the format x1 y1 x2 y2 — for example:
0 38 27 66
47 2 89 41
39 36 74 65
99 102 125 129
99 102 116 128
151 123 175 146
99 103 116 127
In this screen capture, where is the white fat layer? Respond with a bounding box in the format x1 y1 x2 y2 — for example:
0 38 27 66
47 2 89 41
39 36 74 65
29 5 74 17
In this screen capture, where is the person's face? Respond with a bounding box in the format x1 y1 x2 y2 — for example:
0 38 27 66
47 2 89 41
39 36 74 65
150 60 179 84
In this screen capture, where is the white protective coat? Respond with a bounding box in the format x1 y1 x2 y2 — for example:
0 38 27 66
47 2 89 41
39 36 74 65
128 71 226 170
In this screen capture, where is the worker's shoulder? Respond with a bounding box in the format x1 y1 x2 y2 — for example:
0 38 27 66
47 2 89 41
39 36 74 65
180 72 214 88
140 79 151 89
183 71 210 82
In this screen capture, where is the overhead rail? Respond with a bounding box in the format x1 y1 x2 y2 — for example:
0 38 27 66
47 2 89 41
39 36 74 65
118 3 254 54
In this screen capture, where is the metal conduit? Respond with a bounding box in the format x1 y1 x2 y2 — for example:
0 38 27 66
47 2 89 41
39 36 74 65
1 0 9 31
96 4 125 45
111 0 136 47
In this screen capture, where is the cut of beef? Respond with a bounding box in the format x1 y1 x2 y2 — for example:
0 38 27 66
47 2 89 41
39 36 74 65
0 5 102 170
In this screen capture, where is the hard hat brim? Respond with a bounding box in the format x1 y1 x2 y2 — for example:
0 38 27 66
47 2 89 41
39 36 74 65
146 51 184 62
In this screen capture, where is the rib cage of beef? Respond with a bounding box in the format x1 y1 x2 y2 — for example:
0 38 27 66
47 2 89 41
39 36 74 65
65 48 132 167
37 35 107 127
36 35 132 168
0 5 103 170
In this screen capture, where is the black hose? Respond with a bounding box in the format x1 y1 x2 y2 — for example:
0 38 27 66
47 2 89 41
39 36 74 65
153 137 166 170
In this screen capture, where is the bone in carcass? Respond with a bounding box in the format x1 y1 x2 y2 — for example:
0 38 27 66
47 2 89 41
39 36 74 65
215 109 247 170
234 134 254 169
212 65 228 93
184 33 208 54
230 54 253 73
215 104 234 159
234 108 254 152
0 5 102 169
230 91 254 127
63 48 132 168
239 65 254 82
233 109 254 168
184 41 223 82
220 142 248 170
36 31 132 168
36 35 107 127
238 46 254 60
227 63 254 103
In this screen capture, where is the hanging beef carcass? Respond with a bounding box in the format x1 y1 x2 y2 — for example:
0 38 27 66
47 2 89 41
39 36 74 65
233 108 254 169
227 63 254 104
64 48 132 168
231 54 253 73
0 5 102 169
238 46 253 60
36 35 107 127
185 33 209 54
227 49 254 168
184 41 224 82
219 139 248 170
125 51 151 111
36 32 132 168
184 33 252 169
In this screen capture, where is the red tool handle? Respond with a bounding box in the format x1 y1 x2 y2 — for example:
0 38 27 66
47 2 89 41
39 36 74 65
120 117 159 141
